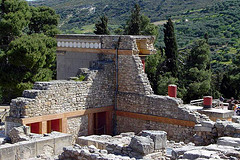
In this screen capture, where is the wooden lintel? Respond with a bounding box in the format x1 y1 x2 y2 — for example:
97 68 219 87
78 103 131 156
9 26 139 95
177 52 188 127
22 106 114 125
116 111 195 127
57 47 133 55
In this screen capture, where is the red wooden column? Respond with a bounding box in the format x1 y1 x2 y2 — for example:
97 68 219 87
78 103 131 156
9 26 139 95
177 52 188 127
88 113 94 135
168 84 177 98
141 59 145 72
106 111 112 135
203 96 212 109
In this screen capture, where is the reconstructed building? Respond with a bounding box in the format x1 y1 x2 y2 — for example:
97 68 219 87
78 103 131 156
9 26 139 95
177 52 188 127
5 35 210 143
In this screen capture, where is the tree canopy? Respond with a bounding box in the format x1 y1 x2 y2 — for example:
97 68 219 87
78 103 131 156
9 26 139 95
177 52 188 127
163 18 178 77
94 15 110 35
0 0 59 103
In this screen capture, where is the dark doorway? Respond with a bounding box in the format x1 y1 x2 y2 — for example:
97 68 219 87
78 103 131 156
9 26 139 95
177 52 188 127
94 112 106 135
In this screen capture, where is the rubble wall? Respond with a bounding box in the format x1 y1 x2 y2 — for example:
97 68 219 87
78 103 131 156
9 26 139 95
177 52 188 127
117 116 194 143
116 55 209 142
67 115 88 140
6 59 115 136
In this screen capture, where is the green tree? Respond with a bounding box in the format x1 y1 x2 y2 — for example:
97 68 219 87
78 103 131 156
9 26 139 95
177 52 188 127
145 51 164 93
0 0 59 103
184 39 211 102
0 34 56 102
29 6 59 37
125 4 158 36
94 15 110 35
140 15 158 36
0 0 31 47
125 4 141 35
163 18 178 77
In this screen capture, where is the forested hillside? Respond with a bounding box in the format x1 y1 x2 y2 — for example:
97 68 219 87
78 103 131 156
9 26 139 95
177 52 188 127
31 0 223 32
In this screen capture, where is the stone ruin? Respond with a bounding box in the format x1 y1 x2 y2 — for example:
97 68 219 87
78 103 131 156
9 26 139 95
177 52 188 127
0 34 239 159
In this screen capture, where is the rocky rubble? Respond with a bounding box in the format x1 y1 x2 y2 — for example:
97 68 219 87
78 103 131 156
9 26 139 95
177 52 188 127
67 131 167 160
171 137 240 160
8 125 30 143
59 144 137 160
194 119 240 145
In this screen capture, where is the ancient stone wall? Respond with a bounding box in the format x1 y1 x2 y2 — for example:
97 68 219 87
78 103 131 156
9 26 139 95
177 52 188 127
116 55 210 142
6 56 115 136
5 35 213 144
8 57 114 118
117 116 195 143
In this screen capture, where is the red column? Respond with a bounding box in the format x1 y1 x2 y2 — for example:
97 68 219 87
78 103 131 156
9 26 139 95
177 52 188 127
168 85 177 98
141 59 145 72
203 96 212 109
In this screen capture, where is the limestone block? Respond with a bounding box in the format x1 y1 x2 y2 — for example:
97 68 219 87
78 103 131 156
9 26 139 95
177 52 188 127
171 146 203 159
0 143 17 160
201 121 215 128
52 132 72 155
35 136 54 156
182 149 220 159
139 130 167 150
8 126 30 143
194 124 212 132
15 141 37 159
217 137 240 147
129 136 154 155
203 144 240 159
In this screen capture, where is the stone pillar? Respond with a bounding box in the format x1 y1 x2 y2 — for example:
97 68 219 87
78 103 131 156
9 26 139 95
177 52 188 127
203 96 212 109
168 85 177 98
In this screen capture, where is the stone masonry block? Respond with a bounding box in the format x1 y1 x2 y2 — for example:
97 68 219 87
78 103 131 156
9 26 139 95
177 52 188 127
129 136 154 155
201 121 215 128
139 130 167 150
15 141 37 159
36 137 55 156
0 143 17 160
194 124 212 132
53 133 72 155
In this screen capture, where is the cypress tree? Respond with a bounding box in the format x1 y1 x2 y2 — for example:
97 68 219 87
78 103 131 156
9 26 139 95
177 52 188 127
94 15 110 35
126 4 141 35
163 18 178 77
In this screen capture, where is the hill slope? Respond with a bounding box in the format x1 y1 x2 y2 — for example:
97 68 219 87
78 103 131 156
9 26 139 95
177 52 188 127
31 0 223 32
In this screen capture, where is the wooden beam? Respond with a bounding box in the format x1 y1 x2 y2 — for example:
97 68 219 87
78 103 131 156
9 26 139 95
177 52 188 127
57 47 133 55
116 111 195 127
21 106 114 125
